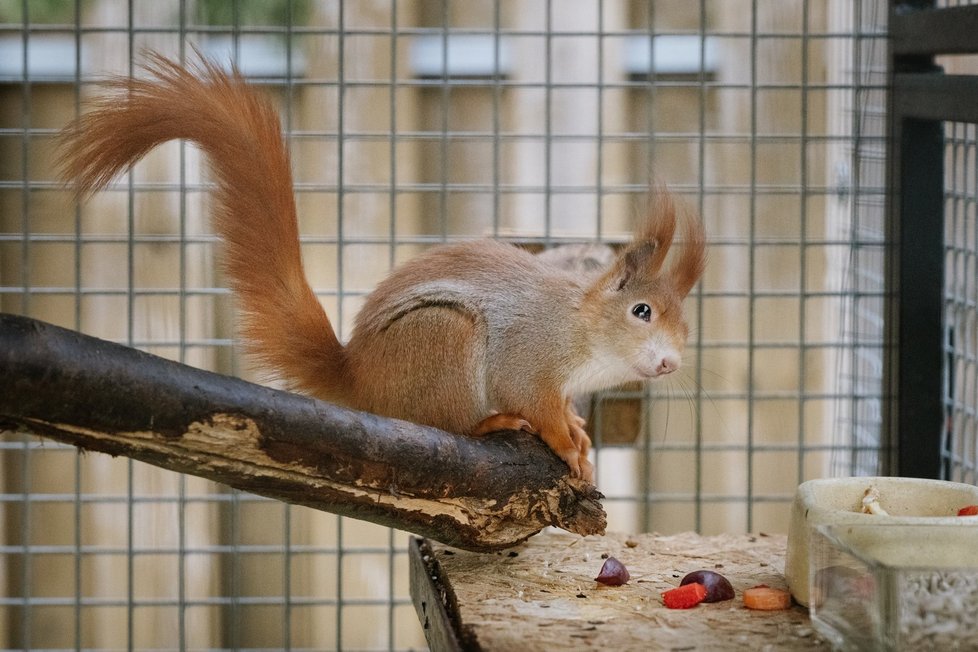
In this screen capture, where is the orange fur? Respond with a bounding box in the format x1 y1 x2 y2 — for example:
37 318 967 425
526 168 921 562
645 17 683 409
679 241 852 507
59 54 349 404
61 54 708 485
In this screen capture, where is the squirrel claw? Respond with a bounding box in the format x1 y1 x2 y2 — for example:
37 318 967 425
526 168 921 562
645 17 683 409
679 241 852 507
580 457 595 484
567 454 595 484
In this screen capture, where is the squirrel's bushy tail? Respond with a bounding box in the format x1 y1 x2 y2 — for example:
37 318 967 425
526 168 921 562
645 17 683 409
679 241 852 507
60 53 351 403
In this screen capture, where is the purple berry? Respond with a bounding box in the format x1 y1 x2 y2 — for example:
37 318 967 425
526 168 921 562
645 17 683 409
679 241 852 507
679 570 735 602
595 556 630 586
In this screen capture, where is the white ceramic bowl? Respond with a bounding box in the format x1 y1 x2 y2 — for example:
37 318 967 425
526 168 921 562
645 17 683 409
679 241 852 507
785 476 978 606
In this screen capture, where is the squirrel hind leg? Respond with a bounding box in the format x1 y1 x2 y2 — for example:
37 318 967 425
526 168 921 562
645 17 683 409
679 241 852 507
348 304 488 435
470 413 536 436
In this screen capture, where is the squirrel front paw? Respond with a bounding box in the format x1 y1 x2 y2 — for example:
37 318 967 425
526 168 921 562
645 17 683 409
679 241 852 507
540 422 594 484
564 400 592 457
562 402 594 482
473 409 594 484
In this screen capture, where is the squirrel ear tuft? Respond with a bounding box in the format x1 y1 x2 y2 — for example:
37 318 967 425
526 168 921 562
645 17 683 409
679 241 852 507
669 211 707 296
588 187 705 295
637 187 678 271
604 188 678 291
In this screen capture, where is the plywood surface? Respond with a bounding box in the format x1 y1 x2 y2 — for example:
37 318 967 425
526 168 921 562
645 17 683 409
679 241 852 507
411 531 827 651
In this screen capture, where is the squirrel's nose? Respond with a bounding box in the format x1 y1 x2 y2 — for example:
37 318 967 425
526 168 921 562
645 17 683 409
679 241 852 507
656 355 680 376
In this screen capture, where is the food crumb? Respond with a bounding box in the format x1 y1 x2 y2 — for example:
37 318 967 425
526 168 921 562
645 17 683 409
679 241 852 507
861 485 889 515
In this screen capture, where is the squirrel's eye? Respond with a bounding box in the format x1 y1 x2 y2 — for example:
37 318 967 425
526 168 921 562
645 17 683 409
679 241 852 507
631 303 652 322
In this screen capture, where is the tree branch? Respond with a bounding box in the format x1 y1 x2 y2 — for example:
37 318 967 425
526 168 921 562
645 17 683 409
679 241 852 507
0 313 605 551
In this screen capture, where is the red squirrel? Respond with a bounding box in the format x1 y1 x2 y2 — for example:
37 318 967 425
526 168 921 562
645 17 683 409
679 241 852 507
60 54 706 485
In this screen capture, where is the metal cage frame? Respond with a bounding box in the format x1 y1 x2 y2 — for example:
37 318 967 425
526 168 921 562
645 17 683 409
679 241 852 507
886 0 978 482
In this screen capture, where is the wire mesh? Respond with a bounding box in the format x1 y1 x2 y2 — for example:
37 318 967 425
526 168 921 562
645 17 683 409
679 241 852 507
830 0 889 479
1 1 891 650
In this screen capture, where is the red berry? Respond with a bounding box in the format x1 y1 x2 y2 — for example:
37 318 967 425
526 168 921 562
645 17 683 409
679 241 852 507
958 505 978 516
662 582 708 609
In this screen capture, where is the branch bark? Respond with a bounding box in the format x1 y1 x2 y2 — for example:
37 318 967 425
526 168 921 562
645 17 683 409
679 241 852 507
0 313 605 551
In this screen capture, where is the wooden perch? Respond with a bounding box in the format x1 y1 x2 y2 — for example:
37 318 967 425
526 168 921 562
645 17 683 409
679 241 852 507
0 313 605 551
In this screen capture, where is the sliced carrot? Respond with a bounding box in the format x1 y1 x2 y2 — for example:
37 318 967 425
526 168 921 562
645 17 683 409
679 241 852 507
662 582 707 609
743 585 792 610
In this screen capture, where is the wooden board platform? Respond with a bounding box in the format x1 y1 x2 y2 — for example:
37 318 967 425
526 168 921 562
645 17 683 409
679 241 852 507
410 531 827 651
